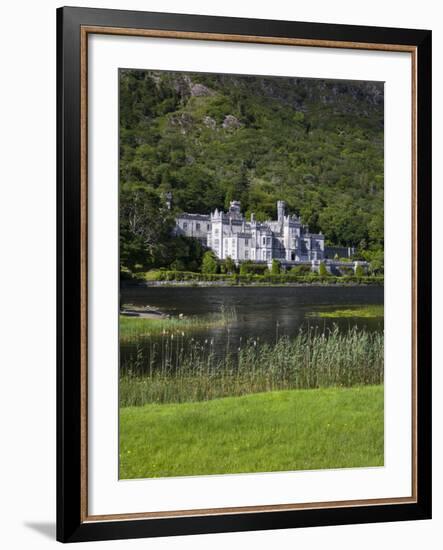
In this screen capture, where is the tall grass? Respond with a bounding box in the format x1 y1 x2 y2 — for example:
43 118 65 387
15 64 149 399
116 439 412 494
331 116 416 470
120 325 384 406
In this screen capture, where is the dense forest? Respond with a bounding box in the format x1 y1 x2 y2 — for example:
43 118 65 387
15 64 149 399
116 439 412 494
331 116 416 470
119 69 384 273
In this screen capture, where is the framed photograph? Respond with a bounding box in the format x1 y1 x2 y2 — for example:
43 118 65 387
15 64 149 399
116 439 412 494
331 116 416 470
57 6 432 543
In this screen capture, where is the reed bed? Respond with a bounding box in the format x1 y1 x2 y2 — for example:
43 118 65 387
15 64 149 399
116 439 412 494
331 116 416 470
120 326 384 406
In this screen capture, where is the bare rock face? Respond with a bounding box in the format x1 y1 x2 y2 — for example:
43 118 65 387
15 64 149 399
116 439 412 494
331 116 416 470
190 83 213 97
203 116 217 129
222 114 242 130
166 75 192 101
169 112 194 134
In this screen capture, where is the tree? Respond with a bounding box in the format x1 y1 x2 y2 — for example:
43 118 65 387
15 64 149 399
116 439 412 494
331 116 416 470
119 183 175 271
355 264 365 278
369 257 384 276
201 251 218 274
169 236 206 272
271 259 281 275
224 256 236 275
361 248 384 276
318 262 328 277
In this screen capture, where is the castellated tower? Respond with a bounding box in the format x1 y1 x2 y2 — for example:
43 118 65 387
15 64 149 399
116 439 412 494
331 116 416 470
209 208 223 259
176 197 326 265
277 200 286 224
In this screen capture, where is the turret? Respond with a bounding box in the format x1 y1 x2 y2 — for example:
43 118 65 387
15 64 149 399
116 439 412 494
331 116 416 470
277 200 286 224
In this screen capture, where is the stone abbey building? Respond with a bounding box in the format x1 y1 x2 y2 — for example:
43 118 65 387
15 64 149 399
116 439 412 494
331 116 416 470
175 200 326 267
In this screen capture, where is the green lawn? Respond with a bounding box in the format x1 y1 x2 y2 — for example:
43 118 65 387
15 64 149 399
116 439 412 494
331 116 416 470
119 385 384 479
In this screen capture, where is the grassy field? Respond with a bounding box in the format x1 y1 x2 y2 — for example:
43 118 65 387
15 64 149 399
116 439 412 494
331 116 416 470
119 385 384 479
307 305 384 319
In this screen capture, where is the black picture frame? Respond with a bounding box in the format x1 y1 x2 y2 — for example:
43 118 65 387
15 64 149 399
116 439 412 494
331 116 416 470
57 6 432 543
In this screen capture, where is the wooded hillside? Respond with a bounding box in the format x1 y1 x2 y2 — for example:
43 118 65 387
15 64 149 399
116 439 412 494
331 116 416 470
119 70 384 271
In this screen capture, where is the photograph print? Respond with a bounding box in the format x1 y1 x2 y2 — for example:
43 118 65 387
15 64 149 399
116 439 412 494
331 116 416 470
118 69 384 480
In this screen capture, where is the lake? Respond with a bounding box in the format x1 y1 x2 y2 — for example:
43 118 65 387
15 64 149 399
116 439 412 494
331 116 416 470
120 285 383 373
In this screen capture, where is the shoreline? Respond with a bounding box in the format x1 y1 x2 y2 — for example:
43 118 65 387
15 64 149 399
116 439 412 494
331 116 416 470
122 280 384 289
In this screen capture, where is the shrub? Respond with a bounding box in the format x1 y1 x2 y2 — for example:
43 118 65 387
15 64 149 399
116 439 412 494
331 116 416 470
120 268 133 280
239 261 268 275
340 266 354 276
318 262 328 277
355 264 365 278
289 264 312 276
271 259 281 275
142 270 163 281
223 256 237 274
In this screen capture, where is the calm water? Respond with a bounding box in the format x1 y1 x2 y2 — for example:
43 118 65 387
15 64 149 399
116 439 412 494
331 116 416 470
120 285 383 373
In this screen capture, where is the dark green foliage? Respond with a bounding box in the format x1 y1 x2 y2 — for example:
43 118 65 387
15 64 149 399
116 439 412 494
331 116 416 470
119 70 384 271
290 264 312 275
239 261 269 275
361 248 384 275
169 236 206 272
119 182 206 272
222 256 237 274
340 265 355 276
119 183 175 271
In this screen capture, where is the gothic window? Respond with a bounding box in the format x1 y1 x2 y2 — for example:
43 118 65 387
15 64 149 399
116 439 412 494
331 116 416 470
214 239 219 246
262 236 266 245
207 224 210 230
245 250 249 259
245 239 249 246
183 222 188 230
267 237 271 246
215 228 219 235
196 223 200 230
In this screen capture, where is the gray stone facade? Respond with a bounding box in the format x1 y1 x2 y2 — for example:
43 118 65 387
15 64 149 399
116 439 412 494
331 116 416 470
175 200 325 266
